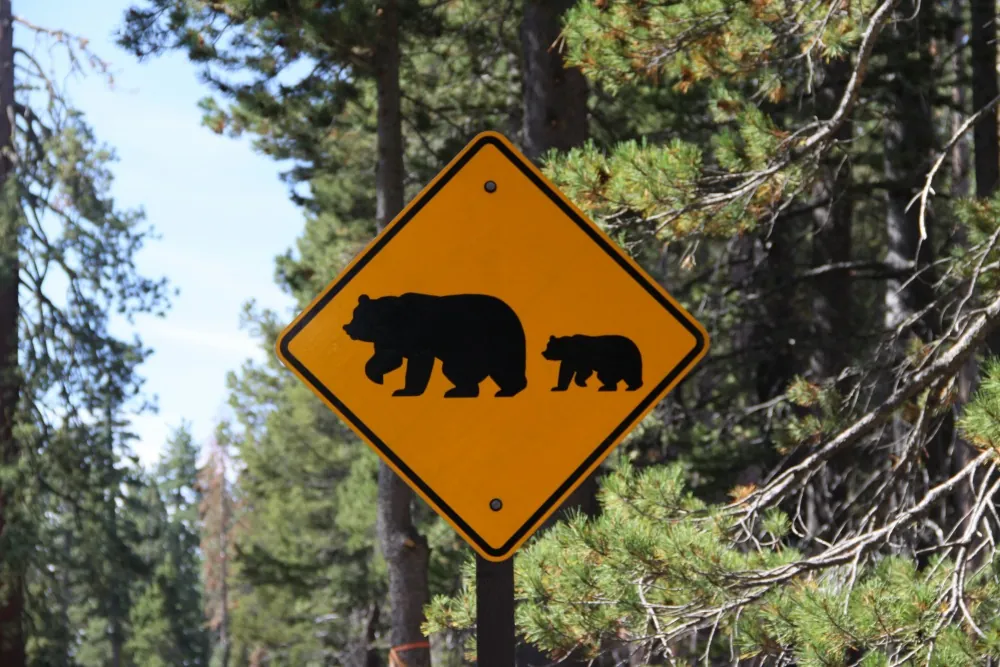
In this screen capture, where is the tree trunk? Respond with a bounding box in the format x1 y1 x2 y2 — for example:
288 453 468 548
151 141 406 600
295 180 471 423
971 0 1000 356
517 2 589 664
753 221 797 403
805 58 854 540
0 0 23 664
951 0 977 561
971 0 999 199
520 0 588 162
952 0 972 200
374 3 431 667
809 60 853 384
882 2 937 351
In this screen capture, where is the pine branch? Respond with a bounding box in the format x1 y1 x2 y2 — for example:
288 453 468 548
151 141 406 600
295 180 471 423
740 289 1000 514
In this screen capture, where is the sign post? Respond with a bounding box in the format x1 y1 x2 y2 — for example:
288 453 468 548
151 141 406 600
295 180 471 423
275 131 709 663
476 556 515 666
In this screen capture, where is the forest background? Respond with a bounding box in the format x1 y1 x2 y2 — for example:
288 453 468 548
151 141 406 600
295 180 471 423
4 0 1000 666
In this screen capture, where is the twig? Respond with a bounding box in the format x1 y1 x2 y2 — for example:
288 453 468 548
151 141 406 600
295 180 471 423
906 91 1000 240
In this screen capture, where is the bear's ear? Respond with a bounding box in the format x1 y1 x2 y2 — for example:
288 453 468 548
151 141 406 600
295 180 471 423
548 334 555 342
358 294 370 304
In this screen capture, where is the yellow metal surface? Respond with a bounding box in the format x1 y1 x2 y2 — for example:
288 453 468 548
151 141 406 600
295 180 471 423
275 132 709 561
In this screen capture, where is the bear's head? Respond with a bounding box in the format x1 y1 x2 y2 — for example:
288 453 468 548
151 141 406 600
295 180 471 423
343 294 393 343
542 335 571 361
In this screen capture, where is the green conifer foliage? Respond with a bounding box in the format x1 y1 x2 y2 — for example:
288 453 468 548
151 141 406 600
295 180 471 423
425 0 1000 663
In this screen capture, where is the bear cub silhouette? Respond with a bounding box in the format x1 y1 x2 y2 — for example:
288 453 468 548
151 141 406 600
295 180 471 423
343 293 528 398
542 334 643 392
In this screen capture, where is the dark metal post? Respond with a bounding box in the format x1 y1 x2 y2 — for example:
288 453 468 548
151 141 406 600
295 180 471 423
476 555 515 666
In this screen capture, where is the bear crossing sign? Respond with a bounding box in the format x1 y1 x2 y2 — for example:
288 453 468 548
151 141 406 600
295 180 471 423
275 131 709 563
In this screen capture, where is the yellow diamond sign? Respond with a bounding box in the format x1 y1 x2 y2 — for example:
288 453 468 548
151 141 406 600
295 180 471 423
275 132 709 561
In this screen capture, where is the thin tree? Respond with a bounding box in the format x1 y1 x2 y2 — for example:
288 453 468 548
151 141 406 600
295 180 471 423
0 1 21 663
200 430 234 667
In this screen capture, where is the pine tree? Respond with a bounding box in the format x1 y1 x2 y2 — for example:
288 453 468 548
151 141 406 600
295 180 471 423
66 385 149 667
128 424 209 666
1 8 171 664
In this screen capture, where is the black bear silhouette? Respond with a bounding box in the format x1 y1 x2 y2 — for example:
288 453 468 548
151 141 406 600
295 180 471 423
542 334 643 392
343 293 528 398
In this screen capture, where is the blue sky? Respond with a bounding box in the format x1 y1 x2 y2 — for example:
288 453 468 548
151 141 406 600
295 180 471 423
18 1 303 465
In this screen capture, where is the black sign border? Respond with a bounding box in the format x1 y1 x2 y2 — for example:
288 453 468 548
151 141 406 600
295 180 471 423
278 134 707 559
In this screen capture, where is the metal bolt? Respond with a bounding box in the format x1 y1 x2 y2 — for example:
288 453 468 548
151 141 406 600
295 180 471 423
484 180 497 193
490 498 503 511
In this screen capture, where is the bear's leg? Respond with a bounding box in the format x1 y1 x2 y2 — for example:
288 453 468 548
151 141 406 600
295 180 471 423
573 367 593 387
625 352 643 391
365 349 403 385
494 378 527 397
444 384 479 398
441 358 483 398
552 362 574 391
597 369 621 392
491 366 527 397
392 353 434 396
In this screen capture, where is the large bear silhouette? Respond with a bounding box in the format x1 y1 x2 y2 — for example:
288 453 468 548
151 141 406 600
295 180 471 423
343 293 528 398
542 334 643 392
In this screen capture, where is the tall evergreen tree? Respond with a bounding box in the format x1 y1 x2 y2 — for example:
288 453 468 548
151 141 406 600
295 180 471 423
128 424 209 667
0 8 170 664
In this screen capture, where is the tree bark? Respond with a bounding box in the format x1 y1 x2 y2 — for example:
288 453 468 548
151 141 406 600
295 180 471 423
971 0 1000 356
950 0 977 562
520 0 588 162
971 0 999 199
374 3 431 666
753 221 797 403
882 2 937 348
0 0 23 664
805 58 854 540
517 2 589 664
809 60 854 384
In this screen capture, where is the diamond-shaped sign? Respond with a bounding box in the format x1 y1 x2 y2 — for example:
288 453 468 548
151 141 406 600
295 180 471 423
275 132 709 561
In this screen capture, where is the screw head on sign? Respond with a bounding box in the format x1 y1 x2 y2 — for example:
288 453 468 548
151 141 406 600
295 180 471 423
490 498 502 511
484 180 497 193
